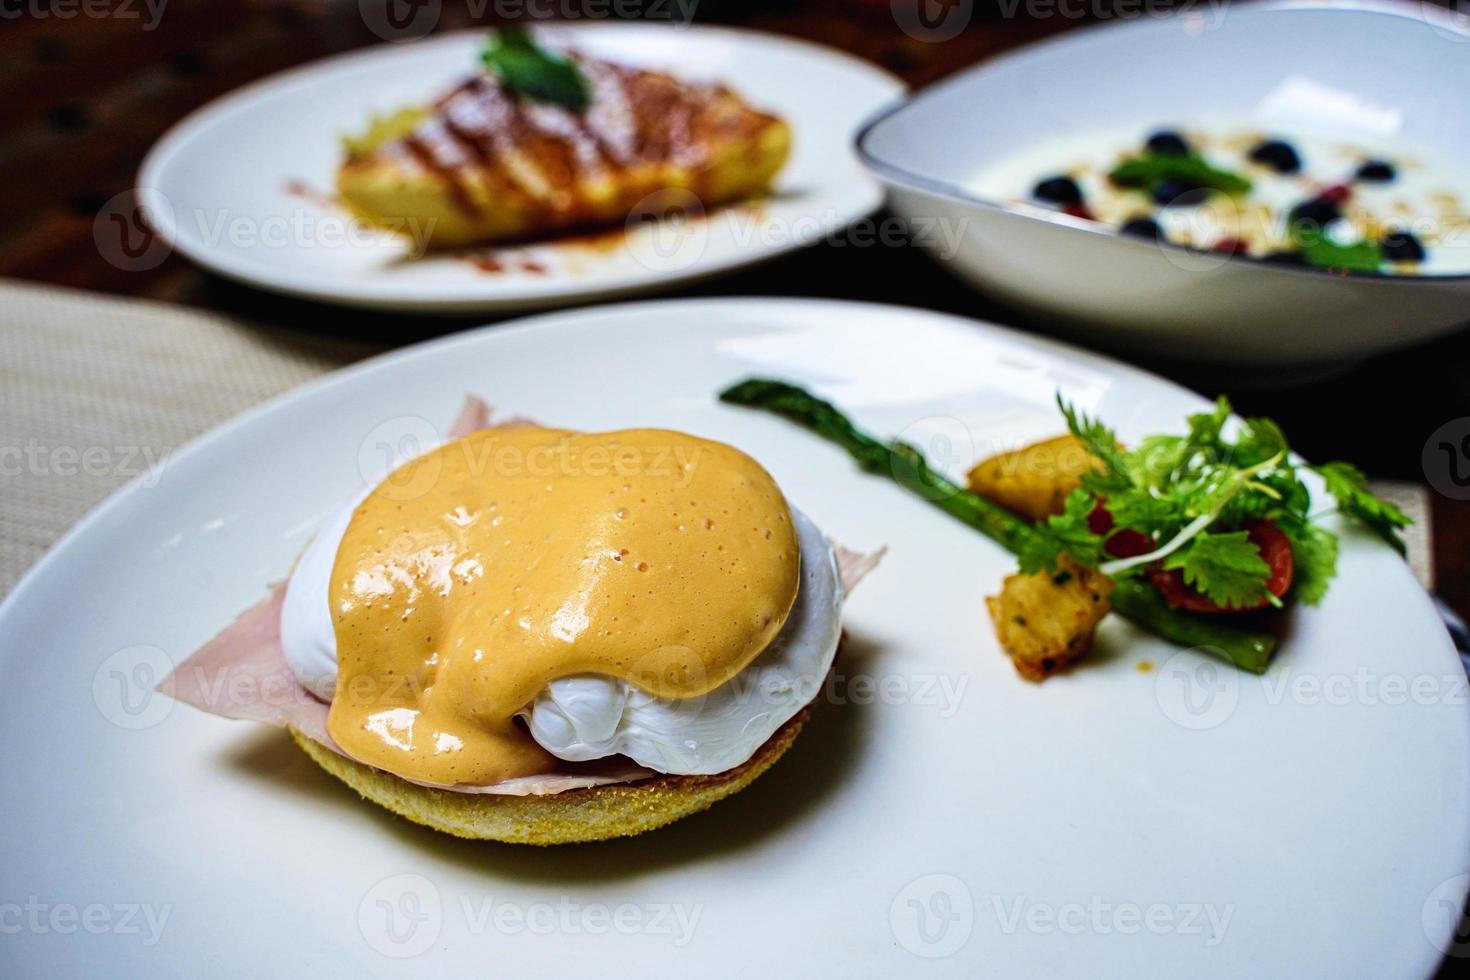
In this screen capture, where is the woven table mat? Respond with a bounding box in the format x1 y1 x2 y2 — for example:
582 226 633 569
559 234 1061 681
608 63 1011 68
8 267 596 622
0 280 381 595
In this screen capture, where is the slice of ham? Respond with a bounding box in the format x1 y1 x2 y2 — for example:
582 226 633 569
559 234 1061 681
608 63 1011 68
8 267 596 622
159 396 882 796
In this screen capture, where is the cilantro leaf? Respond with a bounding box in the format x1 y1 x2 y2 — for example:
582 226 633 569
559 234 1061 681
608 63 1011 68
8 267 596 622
1284 521 1338 605
1017 488 1104 573
1163 530 1272 609
1103 487 1178 538
482 26 589 110
1109 152 1252 197
1312 462 1411 555
1057 395 1129 486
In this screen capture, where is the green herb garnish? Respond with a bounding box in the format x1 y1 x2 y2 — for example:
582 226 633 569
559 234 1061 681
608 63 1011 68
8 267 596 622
481 26 589 111
1025 394 1410 608
719 379 1280 673
1109 151 1252 197
1293 234 1384 274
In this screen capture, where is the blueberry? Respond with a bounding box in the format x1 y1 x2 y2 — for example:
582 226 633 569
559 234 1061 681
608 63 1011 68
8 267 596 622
1146 130 1190 156
1381 230 1425 262
1262 250 1306 266
1120 217 1163 240
1248 139 1302 174
1288 197 1340 230
1153 179 1209 206
1033 176 1083 206
1356 159 1396 183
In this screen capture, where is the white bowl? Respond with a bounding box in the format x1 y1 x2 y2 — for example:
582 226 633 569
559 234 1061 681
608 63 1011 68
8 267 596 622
857 0 1470 367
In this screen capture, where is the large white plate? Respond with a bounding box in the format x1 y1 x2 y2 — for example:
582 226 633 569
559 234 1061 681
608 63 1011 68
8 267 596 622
138 25 901 313
2 299 1466 978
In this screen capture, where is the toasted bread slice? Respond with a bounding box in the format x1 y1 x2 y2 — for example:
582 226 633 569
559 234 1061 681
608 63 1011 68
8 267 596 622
338 58 791 249
291 700 810 845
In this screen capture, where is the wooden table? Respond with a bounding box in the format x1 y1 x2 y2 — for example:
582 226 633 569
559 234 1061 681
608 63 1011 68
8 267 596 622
3 0 1468 626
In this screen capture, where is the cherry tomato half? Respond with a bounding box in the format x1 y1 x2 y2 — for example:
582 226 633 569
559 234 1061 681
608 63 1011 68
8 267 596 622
1148 518 1295 614
1088 502 1152 559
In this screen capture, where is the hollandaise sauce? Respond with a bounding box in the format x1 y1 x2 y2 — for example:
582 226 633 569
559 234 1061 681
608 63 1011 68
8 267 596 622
326 427 800 785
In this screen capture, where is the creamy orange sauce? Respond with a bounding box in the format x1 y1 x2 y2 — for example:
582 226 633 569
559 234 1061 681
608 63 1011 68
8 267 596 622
325 426 800 785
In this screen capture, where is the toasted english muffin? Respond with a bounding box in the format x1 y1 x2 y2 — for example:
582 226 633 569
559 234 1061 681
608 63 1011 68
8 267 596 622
291 701 810 845
338 58 791 249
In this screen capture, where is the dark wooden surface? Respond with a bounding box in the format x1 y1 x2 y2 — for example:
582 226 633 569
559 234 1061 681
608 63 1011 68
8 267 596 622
4 1 1470 973
2 0 1468 626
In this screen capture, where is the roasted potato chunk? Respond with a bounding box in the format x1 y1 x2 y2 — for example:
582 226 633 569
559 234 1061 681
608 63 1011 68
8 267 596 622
967 434 1099 522
986 556 1114 682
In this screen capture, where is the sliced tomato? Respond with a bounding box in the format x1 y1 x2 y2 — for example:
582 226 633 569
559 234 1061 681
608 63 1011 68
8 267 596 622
1088 502 1152 559
1148 518 1295 614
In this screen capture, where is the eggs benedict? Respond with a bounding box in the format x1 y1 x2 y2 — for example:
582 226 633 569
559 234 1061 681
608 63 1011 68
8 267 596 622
160 398 877 844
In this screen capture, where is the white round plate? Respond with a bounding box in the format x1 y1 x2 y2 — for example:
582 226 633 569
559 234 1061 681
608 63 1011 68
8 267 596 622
2 299 1466 977
137 25 901 313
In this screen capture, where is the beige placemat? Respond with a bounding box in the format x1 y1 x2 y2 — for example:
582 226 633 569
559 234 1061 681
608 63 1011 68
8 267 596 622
0 279 1436 597
0 280 381 596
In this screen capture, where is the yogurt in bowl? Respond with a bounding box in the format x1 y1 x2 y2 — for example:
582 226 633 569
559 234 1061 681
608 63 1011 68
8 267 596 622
856 0 1470 367
976 122 1470 275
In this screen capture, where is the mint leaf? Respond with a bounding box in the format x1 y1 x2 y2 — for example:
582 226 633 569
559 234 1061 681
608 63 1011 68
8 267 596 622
1109 152 1252 197
1312 462 1411 555
482 27 589 110
1297 236 1383 273
1164 530 1272 609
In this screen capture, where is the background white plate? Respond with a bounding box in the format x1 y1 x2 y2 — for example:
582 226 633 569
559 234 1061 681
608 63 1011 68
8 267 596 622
2 299 1467 977
138 25 901 313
